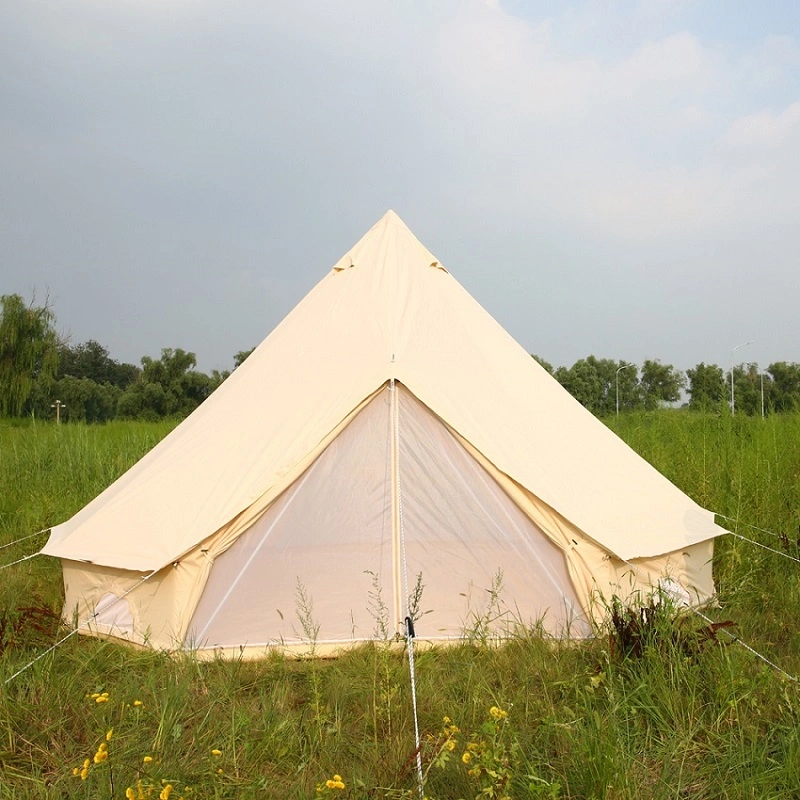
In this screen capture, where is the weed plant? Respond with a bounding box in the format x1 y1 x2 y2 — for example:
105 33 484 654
1 413 800 797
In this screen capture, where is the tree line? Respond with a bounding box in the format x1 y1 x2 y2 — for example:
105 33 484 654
533 355 800 416
1 293 798 422
0 294 254 422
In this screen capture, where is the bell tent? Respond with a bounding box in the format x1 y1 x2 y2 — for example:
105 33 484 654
42 211 725 657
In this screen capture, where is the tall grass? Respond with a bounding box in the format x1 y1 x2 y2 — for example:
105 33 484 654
612 410 800 673
1 412 799 798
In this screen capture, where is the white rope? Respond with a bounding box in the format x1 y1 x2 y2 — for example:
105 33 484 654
711 512 800 564
616 556 799 683
2 626 83 687
0 551 41 571
715 513 795 542
392 379 424 799
726 531 800 565
0 527 50 551
2 569 158 687
688 606 798 683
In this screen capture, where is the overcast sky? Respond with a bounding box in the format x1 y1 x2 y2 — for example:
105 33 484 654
2 0 799 375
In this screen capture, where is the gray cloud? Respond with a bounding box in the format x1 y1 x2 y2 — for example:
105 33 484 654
2 0 799 375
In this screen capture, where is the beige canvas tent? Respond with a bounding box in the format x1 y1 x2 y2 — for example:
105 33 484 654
43 211 725 657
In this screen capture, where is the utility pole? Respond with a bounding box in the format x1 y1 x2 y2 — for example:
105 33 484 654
51 399 65 424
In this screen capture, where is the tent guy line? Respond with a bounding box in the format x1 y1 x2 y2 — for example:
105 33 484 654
0 527 50 550
2 569 158 688
689 608 799 684
614 553 799 684
0 551 41 571
726 531 800 565
714 513 797 542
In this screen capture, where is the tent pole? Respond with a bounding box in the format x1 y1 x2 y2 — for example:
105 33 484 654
390 378 425 797
390 379 403 634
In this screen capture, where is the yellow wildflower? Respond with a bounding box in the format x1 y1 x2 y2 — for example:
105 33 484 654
133 699 143 707
94 750 108 764
126 789 135 799
323 774 345 790
95 695 109 704
83 758 90 769
143 755 154 763
72 767 79 776
462 751 472 764
80 767 89 780
211 748 222 756
217 768 223 774
159 784 174 800
489 706 508 720
445 739 456 752
90 692 100 699
106 728 114 741
443 716 451 724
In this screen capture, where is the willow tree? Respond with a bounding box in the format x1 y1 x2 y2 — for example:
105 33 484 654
0 294 59 417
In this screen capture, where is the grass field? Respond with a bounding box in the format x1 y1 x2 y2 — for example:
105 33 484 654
1 412 799 799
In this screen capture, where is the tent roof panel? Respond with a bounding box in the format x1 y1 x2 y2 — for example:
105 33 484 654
43 210 725 570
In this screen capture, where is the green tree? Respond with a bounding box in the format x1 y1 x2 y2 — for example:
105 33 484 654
52 376 121 423
117 386 144 419
58 339 140 389
555 356 635 415
531 354 554 375
0 294 59 417
234 347 256 368
639 359 684 410
730 363 766 416
209 369 230 390
117 348 213 419
766 362 800 412
686 363 726 411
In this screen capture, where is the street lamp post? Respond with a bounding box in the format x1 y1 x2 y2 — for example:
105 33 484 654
730 341 754 415
616 363 633 419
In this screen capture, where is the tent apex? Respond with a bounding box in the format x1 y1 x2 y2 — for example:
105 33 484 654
378 208 406 229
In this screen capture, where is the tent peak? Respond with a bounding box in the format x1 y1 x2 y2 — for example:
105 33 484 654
374 208 412 233
331 210 442 275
